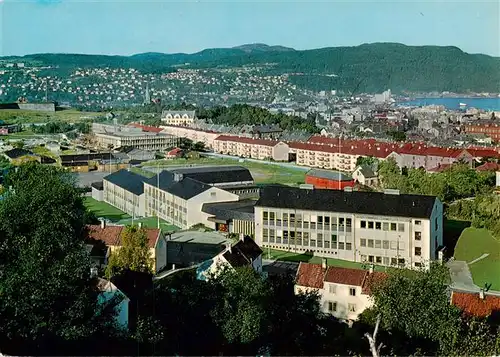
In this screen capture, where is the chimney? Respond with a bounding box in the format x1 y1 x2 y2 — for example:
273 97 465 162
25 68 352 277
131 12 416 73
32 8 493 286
100 219 106 229
321 257 327 270
479 289 485 300
172 264 176 271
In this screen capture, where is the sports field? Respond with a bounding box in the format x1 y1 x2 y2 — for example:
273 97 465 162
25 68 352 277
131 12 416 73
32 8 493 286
454 227 500 290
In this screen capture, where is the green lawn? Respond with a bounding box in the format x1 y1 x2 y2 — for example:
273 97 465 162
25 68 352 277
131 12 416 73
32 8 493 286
454 227 500 290
129 166 156 178
263 248 387 271
117 216 180 233
0 109 104 124
141 157 307 186
83 197 131 221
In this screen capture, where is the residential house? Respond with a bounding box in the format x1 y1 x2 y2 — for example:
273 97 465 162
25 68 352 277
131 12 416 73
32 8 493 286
196 235 263 280
161 110 196 126
165 147 183 159
451 289 500 318
294 261 386 321
160 125 220 149
86 222 167 273
255 185 443 269
352 166 378 186
213 135 290 161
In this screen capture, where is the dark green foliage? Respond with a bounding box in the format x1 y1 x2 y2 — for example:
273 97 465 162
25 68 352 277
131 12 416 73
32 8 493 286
0 163 119 355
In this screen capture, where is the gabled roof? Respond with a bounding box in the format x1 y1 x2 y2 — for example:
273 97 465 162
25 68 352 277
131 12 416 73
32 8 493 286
257 186 437 219
145 171 211 200
222 236 263 268
324 266 367 286
4 148 34 159
296 262 326 289
86 225 160 249
356 165 376 178
104 169 149 196
170 165 254 185
451 290 500 317
475 162 500 172
306 169 353 182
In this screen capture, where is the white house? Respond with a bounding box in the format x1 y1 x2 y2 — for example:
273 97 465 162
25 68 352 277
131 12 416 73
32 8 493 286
197 235 263 281
352 165 378 186
294 261 386 321
97 278 130 329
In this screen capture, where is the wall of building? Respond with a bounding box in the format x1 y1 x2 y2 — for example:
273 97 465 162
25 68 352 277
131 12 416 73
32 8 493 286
144 183 188 228
155 237 167 272
103 180 145 217
320 282 372 320
305 176 355 190
92 187 103 201
272 142 290 161
18 102 56 112
187 187 239 228
232 219 255 236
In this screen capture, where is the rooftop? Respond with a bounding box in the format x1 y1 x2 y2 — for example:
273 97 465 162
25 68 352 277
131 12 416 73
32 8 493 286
202 200 257 222
306 169 353 181
104 169 150 196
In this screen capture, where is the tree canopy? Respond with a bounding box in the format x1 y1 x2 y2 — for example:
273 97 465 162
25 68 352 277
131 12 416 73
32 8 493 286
0 163 118 355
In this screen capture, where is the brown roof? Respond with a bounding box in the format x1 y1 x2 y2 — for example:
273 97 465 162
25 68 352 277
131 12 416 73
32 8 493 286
361 271 387 294
296 262 326 289
324 266 367 287
451 291 500 317
86 225 160 249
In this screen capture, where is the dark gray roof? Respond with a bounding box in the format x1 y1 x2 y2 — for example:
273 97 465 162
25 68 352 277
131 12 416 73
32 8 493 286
256 186 437 219
4 148 33 159
223 236 263 268
357 165 376 178
104 169 150 195
202 200 256 221
91 181 104 190
306 169 352 181
146 171 211 200
169 166 253 185
60 153 114 163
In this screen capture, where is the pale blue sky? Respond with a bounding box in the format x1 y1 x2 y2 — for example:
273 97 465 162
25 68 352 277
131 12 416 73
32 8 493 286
1 0 499 56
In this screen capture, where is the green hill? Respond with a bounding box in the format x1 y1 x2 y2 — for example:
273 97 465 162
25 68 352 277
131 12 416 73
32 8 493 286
3 43 499 93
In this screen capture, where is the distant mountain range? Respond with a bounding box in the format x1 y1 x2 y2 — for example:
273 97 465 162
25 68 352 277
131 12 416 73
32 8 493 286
3 43 500 93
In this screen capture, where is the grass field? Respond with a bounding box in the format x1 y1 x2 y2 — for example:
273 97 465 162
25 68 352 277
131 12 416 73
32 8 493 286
0 109 104 124
117 217 180 233
31 145 58 159
454 227 500 290
141 157 307 185
83 197 131 221
263 248 387 271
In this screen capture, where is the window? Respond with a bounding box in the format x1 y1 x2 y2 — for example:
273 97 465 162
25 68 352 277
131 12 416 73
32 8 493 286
329 284 336 294
346 218 352 226
375 222 381 230
383 240 389 249
398 223 405 232
346 243 352 250
390 241 397 250
415 262 422 267
383 257 390 265
360 238 367 247
398 258 405 265
270 212 275 220
391 257 398 265
324 216 330 225
338 242 345 250
368 255 374 263
361 254 367 262
263 228 269 242
328 301 337 313
415 247 422 256
390 223 397 231
368 239 374 248
263 212 269 220
375 240 381 249
210 192 216 197
415 220 422 225
415 231 422 240
349 287 356 296
376 256 382 264
435 217 439 230
317 216 323 224
348 303 356 313
368 221 374 229
360 220 366 228
331 234 337 242
382 222 389 231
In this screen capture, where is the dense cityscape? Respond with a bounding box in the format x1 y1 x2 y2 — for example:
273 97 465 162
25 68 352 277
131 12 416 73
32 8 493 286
1 0 500 355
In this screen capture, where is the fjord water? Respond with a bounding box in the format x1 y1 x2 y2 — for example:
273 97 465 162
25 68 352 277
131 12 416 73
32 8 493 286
398 97 500 111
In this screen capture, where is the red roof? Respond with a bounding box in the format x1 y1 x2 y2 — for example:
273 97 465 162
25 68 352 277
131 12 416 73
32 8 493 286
451 291 500 317
167 147 183 156
86 225 160 248
214 135 282 147
361 271 387 294
324 266 367 286
296 262 326 289
427 163 452 173
128 123 163 133
476 162 500 171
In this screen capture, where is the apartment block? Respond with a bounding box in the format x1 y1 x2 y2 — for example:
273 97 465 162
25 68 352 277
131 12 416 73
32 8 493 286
213 135 290 161
95 131 178 151
255 186 443 269
160 125 220 149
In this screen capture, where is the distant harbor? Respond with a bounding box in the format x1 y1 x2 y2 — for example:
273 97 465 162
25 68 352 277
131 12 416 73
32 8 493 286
397 97 500 111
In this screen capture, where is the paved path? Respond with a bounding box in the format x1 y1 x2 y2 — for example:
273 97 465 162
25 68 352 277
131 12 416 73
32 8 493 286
447 260 480 292
468 253 489 265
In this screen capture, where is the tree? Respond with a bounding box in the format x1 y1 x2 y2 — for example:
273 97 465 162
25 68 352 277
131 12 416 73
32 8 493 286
178 137 193 150
193 141 206 152
0 163 118 354
356 156 378 167
105 225 153 278
12 141 24 149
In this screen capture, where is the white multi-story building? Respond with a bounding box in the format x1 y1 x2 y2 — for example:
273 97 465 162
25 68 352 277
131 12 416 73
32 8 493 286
255 186 443 269
213 135 290 161
295 261 386 321
160 125 221 149
103 169 149 218
161 110 196 126
95 131 178 151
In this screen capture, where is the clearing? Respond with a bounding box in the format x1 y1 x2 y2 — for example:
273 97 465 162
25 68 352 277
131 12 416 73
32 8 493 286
454 227 500 291
141 157 307 185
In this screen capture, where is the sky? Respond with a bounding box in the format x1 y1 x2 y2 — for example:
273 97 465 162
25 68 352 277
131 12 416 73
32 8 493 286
1 0 499 57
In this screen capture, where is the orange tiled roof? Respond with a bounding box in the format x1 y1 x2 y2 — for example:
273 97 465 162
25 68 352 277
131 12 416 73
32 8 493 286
361 271 387 295
296 262 326 289
475 162 500 172
451 291 500 317
86 225 160 248
324 266 367 286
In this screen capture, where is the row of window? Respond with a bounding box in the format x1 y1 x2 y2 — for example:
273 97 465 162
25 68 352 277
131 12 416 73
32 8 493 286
263 229 353 250
360 220 409 232
262 212 352 226
327 301 356 314
328 285 357 296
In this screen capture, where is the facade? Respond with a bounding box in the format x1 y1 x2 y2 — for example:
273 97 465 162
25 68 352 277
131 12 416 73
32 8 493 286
387 147 473 171
295 262 386 321
161 110 196 126
91 181 104 201
305 169 355 190
103 169 149 218
160 125 220 149
87 223 167 273
255 186 443 269
213 135 290 161
464 121 500 142
352 166 378 186
202 200 256 235
95 131 178 151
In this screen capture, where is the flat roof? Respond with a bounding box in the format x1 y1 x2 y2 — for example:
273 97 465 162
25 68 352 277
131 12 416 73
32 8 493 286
169 230 231 245
96 132 175 138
